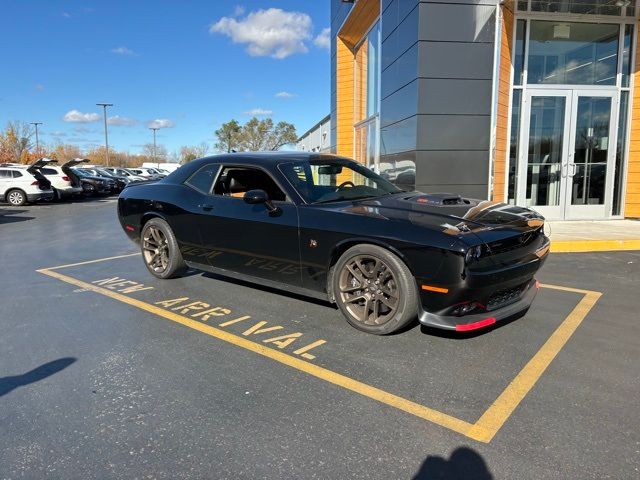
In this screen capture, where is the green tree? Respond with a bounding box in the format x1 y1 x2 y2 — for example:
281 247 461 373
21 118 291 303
214 120 241 153
214 117 298 152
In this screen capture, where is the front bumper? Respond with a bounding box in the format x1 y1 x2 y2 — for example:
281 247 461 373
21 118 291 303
418 278 539 331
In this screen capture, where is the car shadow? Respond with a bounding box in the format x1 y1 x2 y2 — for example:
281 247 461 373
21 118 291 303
0 208 34 224
0 357 77 397
412 447 493 480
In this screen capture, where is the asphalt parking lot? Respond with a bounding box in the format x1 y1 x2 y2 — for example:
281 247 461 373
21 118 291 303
1 200 639 479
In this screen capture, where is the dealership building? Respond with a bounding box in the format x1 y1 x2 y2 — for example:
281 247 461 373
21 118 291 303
328 0 640 219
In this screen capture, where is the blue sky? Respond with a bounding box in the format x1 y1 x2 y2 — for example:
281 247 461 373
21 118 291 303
0 1 330 154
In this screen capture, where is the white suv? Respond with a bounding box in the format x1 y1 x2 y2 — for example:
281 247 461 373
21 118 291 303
37 159 84 200
0 159 55 206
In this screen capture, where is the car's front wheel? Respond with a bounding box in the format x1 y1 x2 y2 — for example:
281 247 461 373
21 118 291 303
141 218 187 279
6 189 27 206
333 244 418 335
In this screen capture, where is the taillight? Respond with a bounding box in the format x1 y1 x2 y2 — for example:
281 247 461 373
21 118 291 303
62 176 70 181
31 181 39 186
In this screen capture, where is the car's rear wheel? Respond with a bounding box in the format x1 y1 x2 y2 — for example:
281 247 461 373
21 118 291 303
6 189 27 206
141 218 187 279
333 244 418 335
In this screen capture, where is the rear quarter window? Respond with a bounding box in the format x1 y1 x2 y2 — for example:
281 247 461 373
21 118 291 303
41 168 58 175
12 171 23 178
185 164 220 194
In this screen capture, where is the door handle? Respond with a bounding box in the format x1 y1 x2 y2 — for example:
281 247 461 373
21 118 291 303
199 203 214 211
568 163 577 177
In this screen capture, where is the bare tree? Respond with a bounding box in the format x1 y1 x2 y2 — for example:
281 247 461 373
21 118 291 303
180 142 209 163
0 121 34 163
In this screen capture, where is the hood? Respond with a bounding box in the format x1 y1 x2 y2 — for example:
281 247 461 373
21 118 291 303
335 192 544 237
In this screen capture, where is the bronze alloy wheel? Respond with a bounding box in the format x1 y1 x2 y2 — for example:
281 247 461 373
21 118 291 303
337 255 399 326
142 225 170 273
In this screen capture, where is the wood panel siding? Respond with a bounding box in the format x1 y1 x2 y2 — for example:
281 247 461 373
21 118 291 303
492 5 514 203
627 23 640 218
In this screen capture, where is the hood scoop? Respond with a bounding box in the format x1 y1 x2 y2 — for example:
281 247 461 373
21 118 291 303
407 193 473 206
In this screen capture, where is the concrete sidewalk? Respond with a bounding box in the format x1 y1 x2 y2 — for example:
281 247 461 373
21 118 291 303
548 219 640 252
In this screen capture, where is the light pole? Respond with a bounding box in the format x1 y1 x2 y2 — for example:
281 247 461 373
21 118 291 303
149 127 159 168
30 122 43 157
96 103 113 166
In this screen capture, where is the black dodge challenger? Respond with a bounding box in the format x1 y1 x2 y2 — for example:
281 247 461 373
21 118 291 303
118 152 549 335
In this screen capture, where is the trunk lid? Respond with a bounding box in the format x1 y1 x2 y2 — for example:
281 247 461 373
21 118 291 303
61 158 89 187
27 158 54 189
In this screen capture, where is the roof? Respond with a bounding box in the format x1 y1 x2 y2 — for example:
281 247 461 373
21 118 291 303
195 151 340 165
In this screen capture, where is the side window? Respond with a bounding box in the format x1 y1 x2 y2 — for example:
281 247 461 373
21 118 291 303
41 168 57 175
0 170 10 178
12 171 23 178
185 164 220 194
213 166 287 202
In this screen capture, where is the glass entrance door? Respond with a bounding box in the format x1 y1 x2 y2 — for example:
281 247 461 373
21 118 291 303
517 89 618 219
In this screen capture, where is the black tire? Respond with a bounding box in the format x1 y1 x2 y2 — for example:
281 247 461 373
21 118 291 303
140 218 187 279
332 244 418 335
6 189 27 206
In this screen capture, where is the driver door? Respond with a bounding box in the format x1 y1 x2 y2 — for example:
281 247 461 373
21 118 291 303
196 165 302 287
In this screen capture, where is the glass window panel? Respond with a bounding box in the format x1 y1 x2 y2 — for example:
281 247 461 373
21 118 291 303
531 1 621 15
570 97 612 206
514 20 526 86
527 21 619 85
517 1 528 12
622 24 634 88
366 21 380 118
526 96 566 207
354 21 380 123
613 91 629 215
508 90 522 204
627 1 637 16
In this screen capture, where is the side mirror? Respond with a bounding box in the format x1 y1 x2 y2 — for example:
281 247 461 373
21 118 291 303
243 189 280 215
243 189 268 204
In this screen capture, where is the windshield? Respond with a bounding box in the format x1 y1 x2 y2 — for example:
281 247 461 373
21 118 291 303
279 158 402 204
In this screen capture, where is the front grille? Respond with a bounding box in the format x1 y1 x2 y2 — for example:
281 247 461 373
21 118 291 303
487 282 528 310
487 230 541 255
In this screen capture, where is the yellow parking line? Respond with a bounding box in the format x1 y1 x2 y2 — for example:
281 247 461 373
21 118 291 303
44 253 141 270
37 267 475 438
36 259 602 443
466 288 601 442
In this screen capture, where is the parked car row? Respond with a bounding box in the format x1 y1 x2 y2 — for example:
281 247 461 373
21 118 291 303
0 158 170 206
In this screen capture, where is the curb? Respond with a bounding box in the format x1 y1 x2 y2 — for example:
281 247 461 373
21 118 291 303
550 239 640 253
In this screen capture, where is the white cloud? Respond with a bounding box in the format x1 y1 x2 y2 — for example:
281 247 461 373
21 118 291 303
108 115 136 126
314 27 330 49
146 119 174 129
210 8 312 59
111 46 137 56
244 108 273 116
63 110 100 123
233 5 245 16
275 91 296 98
62 12 71 18
49 131 67 137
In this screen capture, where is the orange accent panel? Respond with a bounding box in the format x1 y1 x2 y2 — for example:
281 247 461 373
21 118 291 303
628 21 640 218
492 5 515 203
421 285 449 294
